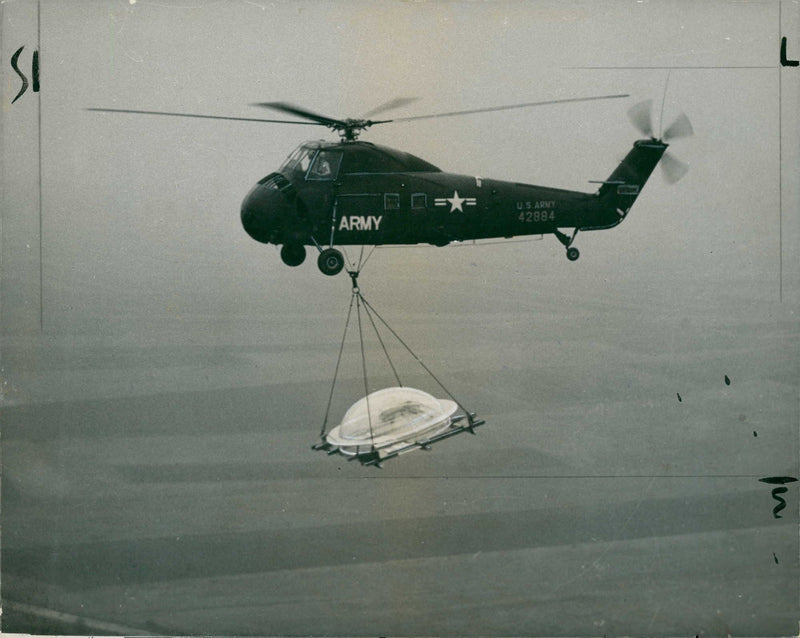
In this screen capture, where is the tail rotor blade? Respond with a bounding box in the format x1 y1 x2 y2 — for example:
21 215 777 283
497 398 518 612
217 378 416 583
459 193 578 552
661 151 689 183
628 99 654 138
662 111 694 141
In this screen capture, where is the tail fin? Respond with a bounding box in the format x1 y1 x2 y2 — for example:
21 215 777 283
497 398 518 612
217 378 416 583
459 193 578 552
598 139 667 220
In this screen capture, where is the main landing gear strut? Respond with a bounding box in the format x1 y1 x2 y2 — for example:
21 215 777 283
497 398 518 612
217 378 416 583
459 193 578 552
315 199 346 276
554 228 580 261
281 200 347 275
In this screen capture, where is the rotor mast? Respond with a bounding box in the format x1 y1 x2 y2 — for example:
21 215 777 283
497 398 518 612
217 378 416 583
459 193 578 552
330 118 376 142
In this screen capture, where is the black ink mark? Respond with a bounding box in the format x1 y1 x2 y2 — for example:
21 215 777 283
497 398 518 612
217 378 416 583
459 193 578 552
781 36 799 67
770 487 788 517
759 476 798 518
11 46 28 104
32 49 40 92
724 374 731 386
773 552 779 564
677 392 682 402
753 431 757 437
759 476 798 485
10 46 39 103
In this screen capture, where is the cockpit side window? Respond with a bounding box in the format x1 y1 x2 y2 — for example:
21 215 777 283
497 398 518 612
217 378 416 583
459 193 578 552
307 151 343 180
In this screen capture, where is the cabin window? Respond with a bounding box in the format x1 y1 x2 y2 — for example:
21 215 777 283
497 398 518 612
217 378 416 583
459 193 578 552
617 184 640 195
307 151 343 180
411 193 427 209
384 193 400 210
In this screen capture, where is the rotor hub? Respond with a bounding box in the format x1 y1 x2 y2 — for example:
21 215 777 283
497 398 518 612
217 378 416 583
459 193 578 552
330 119 373 141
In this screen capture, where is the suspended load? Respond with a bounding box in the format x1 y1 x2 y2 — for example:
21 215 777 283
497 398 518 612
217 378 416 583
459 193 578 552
314 264 485 467
326 386 455 451
317 387 483 466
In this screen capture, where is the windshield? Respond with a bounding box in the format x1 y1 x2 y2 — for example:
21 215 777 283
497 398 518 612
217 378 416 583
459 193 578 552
279 146 317 178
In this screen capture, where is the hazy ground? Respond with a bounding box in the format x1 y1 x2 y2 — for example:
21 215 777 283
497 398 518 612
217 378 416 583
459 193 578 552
2 255 798 636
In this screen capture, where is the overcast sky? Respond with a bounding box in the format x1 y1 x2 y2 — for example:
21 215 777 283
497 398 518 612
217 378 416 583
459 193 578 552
2 0 798 335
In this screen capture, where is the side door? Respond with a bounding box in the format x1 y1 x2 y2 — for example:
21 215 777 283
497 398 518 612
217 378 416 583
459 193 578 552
300 150 343 241
332 175 389 245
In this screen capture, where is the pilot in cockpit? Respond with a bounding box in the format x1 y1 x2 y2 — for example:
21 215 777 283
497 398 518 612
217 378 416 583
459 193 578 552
312 154 331 177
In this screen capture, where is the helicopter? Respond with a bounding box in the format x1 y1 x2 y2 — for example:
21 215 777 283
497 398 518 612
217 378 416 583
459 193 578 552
89 95 693 276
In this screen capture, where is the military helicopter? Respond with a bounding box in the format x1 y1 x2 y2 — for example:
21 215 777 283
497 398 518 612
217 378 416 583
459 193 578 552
89 95 692 276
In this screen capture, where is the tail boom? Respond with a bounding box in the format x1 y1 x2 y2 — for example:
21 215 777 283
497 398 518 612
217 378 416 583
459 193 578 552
589 139 668 230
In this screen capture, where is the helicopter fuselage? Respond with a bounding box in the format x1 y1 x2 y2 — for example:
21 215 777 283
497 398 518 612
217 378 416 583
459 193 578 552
87 96 687 276
240 138 666 274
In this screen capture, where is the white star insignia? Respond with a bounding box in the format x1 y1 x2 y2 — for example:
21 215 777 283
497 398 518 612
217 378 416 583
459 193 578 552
434 191 477 212
446 190 466 213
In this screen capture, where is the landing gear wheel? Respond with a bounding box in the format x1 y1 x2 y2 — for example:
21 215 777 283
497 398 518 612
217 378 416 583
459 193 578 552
318 248 345 276
566 247 580 261
281 243 306 267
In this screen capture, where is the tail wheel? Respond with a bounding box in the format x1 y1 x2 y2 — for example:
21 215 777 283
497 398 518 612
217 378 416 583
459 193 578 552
318 248 345 276
281 243 306 267
566 247 580 261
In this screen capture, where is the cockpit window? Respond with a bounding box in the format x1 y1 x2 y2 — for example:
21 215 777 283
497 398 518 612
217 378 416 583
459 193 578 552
307 151 343 180
279 146 317 178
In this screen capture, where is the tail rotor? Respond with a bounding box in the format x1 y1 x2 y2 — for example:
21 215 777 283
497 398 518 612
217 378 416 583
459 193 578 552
627 99 655 138
627 99 693 183
660 152 690 184
661 111 693 142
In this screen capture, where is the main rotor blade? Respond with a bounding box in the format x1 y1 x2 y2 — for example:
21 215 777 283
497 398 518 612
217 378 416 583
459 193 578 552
251 102 344 127
627 99 653 137
387 94 630 123
86 107 319 126
361 97 419 118
660 151 689 183
662 112 694 141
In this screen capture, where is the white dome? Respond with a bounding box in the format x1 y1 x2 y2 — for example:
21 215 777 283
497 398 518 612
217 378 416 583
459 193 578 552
325 387 457 453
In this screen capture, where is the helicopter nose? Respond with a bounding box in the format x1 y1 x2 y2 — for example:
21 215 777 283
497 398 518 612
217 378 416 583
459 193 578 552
241 181 285 244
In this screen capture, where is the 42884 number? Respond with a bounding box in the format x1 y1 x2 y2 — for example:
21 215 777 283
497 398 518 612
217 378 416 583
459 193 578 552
518 210 555 223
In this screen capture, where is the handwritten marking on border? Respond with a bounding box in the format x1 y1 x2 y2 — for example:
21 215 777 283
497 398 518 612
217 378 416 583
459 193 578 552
758 476 798 518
